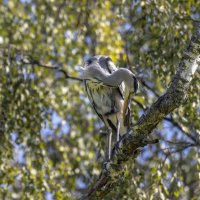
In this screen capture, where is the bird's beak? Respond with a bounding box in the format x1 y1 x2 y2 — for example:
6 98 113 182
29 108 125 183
123 93 130 119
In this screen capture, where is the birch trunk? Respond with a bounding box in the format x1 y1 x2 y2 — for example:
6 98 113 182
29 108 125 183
81 22 200 200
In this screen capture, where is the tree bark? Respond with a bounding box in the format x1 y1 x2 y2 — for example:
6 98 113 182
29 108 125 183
80 22 200 200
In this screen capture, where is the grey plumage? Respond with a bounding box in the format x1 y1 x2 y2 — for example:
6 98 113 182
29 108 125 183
81 55 138 160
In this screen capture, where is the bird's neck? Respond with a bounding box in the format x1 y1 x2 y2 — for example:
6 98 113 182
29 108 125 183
104 68 132 87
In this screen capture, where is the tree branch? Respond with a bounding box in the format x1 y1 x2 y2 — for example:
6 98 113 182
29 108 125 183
81 23 200 199
132 98 197 143
175 15 200 23
0 45 83 82
21 59 83 82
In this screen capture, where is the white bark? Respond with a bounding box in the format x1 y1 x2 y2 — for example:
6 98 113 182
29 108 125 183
81 22 200 200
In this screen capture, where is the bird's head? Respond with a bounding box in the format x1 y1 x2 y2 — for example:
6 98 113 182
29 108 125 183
123 71 139 119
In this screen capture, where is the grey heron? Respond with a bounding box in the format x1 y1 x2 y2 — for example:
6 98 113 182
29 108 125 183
80 55 139 161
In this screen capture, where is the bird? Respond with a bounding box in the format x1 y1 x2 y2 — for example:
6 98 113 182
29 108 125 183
80 55 139 161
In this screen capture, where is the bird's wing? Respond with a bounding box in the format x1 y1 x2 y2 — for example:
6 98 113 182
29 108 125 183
106 57 131 129
105 57 131 122
85 80 118 133
84 80 106 124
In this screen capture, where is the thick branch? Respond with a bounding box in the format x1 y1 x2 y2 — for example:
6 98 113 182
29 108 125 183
81 23 200 199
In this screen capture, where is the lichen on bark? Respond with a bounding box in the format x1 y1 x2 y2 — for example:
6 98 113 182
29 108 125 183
81 22 200 200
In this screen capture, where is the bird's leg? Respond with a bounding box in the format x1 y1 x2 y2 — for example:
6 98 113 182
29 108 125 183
116 119 120 142
106 127 112 161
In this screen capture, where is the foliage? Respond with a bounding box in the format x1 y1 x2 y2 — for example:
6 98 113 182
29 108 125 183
0 0 200 199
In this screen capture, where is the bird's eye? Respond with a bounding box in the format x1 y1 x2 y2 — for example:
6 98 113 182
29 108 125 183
106 57 112 62
87 59 93 65
105 57 112 67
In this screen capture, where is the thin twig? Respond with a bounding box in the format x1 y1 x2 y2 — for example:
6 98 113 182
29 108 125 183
21 60 83 82
164 116 197 143
132 98 146 110
0 45 83 82
132 97 197 144
139 79 160 97
175 16 200 23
